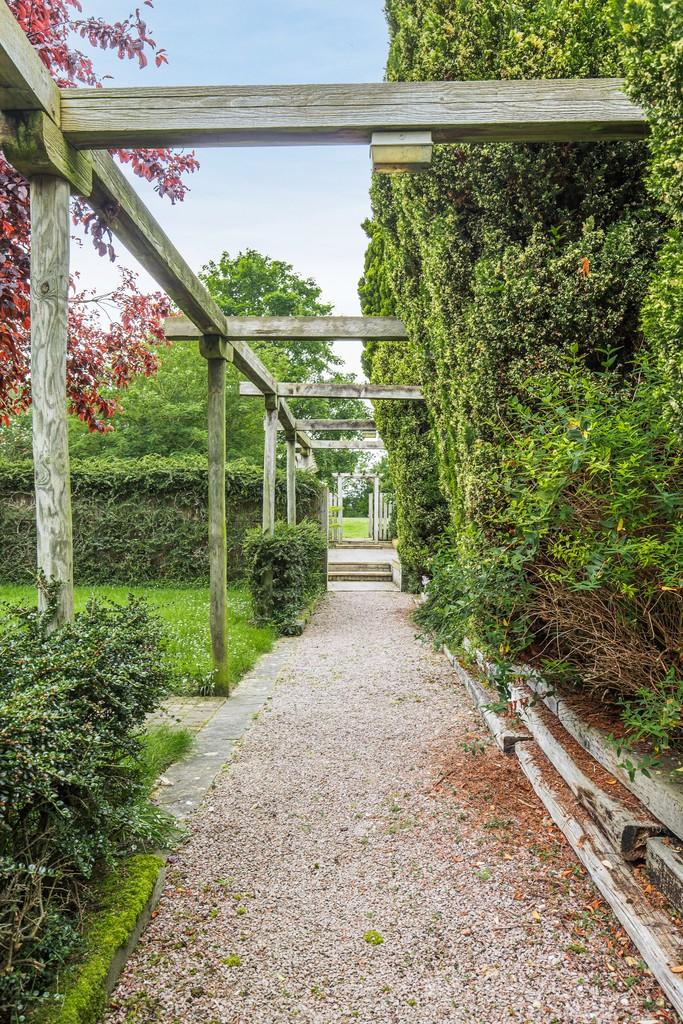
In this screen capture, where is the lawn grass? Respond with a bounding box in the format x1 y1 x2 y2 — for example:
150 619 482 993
342 516 370 539
0 584 275 695
139 725 194 787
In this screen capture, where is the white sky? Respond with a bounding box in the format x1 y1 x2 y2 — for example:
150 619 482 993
73 0 390 379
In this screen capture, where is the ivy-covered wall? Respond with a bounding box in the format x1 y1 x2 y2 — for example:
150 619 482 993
0 457 322 584
361 0 682 729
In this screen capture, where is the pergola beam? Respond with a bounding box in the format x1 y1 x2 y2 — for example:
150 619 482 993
240 382 424 400
309 439 386 450
291 419 377 431
165 314 408 341
0 1 61 121
58 80 646 149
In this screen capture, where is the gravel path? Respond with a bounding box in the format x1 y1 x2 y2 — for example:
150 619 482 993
107 591 666 1024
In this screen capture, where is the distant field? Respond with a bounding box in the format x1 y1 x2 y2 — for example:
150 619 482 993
342 517 370 539
0 584 274 695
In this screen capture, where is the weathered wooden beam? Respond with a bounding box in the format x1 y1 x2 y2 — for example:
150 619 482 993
286 435 297 526
262 397 278 535
30 176 73 627
517 743 683 1020
59 79 646 149
511 684 662 860
239 382 424 400
165 313 408 341
294 419 377 432
308 439 386 450
88 152 231 339
200 336 230 693
0 0 61 120
2 111 92 194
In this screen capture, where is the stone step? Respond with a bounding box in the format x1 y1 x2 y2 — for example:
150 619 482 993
328 570 394 582
329 563 392 573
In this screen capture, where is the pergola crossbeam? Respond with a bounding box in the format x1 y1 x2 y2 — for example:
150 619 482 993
309 439 386 450
240 382 424 400
0 2 61 120
57 79 646 149
289 419 377 431
165 314 408 341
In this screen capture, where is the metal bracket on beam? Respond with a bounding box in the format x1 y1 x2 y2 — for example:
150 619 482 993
371 131 433 174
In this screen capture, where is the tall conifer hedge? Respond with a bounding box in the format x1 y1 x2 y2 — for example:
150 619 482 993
361 0 682 737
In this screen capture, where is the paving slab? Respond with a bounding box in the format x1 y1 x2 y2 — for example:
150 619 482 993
153 639 297 821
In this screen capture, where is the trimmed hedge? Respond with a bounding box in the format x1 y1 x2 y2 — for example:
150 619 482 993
0 456 322 584
244 521 327 634
360 0 682 747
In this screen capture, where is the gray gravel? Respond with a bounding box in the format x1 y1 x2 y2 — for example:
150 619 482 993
107 591 665 1024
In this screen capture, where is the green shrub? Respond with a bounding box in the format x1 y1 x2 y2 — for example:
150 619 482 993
418 352 683 747
361 0 681 753
0 456 322 585
38 854 165 1024
0 593 173 1017
244 521 327 634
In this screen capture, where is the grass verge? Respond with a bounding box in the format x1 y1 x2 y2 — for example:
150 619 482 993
0 584 274 695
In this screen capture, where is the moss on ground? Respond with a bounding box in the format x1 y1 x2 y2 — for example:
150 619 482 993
39 854 165 1024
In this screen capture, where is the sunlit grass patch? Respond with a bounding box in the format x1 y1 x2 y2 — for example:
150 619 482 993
0 584 274 695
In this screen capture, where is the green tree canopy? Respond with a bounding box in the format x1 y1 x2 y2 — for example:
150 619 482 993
0 249 370 483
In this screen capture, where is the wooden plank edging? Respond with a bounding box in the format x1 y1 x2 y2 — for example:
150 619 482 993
442 645 530 753
647 838 683 916
523 673 683 843
517 743 683 1019
511 684 663 860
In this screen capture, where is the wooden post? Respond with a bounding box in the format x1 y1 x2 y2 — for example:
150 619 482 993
336 473 344 540
262 395 278 535
319 487 329 584
373 476 380 543
30 175 73 627
286 433 297 525
200 335 230 694
368 490 373 539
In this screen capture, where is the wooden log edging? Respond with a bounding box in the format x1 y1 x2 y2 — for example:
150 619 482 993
522 672 683 843
511 683 663 861
517 744 683 1019
442 646 531 754
647 838 683 916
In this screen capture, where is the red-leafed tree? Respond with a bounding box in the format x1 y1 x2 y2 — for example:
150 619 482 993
0 0 199 430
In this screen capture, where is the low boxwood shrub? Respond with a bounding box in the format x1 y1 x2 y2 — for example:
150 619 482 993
244 521 327 634
0 592 174 1019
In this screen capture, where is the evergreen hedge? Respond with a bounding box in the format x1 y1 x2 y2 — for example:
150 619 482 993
244 521 327 635
0 456 322 584
361 1 682 746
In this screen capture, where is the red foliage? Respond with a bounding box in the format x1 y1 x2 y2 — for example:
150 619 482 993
0 0 199 430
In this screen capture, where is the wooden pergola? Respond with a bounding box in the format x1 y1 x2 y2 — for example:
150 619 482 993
0 1 647 687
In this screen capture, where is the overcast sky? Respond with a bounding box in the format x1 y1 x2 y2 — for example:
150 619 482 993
75 0 390 377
